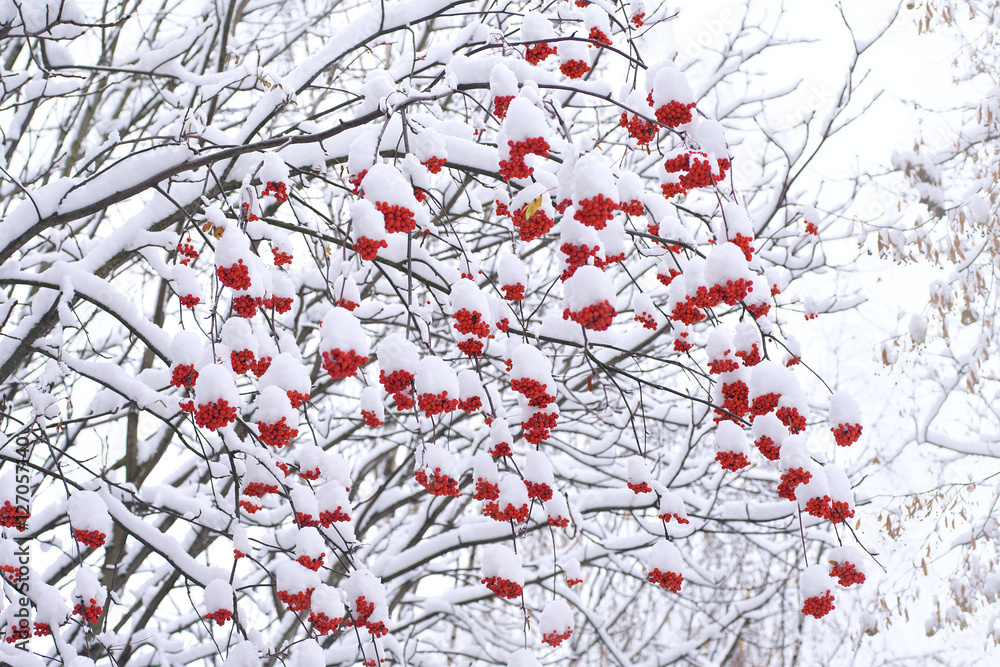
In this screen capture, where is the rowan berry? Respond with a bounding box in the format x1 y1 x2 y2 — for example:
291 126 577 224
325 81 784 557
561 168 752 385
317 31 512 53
647 568 683 593
525 43 557 65
204 609 233 626
321 348 368 379
217 261 251 290
560 59 591 79
194 399 238 431
801 591 835 618
375 202 417 233
481 576 522 599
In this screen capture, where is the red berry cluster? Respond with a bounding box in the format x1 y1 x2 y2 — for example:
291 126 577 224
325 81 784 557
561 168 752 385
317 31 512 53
631 11 645 27
309 610 343 635
33 622 51 637
499 137 550 181
243 481 279 497
619 112 657 144
73 528 107 548
804 496 854 524
620 199 645 216
278 587 314 612
5 626 29 643
805 221 819 235
750 392 780 418
658 512 690 524
375 202 417 233
231 294 262 318
634 312 657 330
178 237 199 265
830 562 866 587
747 302 771 319
349 169 368 194
660 182 686 198
264 295 293 314
627 481 652 494
179 294 200 309
657 268 682 287
715 379 749 423
217 261 251 290
511 377 556 408
727 233 754 261
204 609 233 626
262 180 288 203
421 156 447 174
755 435 780 461
716 450 750 471
490 442 513 458
501 282 525 301
563 300 616 331
284 389 307 408
559 59 590 79
320 506 351 526
669 297 705 325
484 500 531 523
588 27 612 46
708 356 740 374
555 198 572 214
297 554 324 571
474 478 500 501
673 332 693 353
776 406 806 434
777 467 811 501
417 391 459 417
271 246 293 266
257 417 298 448
457 338 483 357
574 194 618 230
296 512 319 528
522 411 558 444
548 513 569 528
170 363 198 389
832 423 862 447
647 568 683 593
73 599 103 623
300 467 321 481
524 480 553 501
493 95 515 119
345 595 387 636
0 565 19 581
525 43 557 65
321 348 368 380
801 591 835 618
481 575 522 599
559 242 600 281
231 349 256 375
567 577 583 587
415 468 462 497
453 308 490 337
512 206 555 241
458 396 482 413
194 399 238 431
709 279 753 306
542 628 573 647
353 236 388 261
735 343 761 367
653 100 696 127
785 356 801 367
275 460 291 477
361 409 383 428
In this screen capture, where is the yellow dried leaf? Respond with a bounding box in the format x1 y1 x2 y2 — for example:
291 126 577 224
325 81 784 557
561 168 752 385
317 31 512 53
202 221 213 233
523 195 543 220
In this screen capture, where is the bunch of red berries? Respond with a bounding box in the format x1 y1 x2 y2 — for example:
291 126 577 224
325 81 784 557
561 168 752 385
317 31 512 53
777 467 811 501
262 180 288 202
631 11 645 27
361 409 383 428
708 356 740 374
801 591 835 618
217 261 251 290
548 513 570 528
805 221 819 235
73 528 107 549
574 194 618 230
375 202 417 233
657 268 682 287
524 480 553 501
481 576 522 599
489 442 513 458
73 599 103 623
830 562 866 586
179 294 200 308
652 99 696 127
271 246 293 266
750 392 780 418
243 482 279 497
278 587 314 612
735 343 761 367
559 59 590 79
776 406 807 434
170 364 198 388
353 236 388 261
474 478 500 501
658 512 690 525
231 294 262 318
194 399 238 431
627 481 652 494
524 43 557 65
715 450 750 471
588 27 612 46
493 95 515 119
499 137 550 181
177 237 199 265
755 435 780 461
511 377 556 408
415 468 462 497
484 500 531 523
501 282 525 301
647 568 683 593
417 391 459 417
421 156 447 173
710 278 753 306
634 312 658 330
319 505 351 526
231 349 256 374
321 348 368 380
832 423 862 447
542 629 573 647
297 554 324 571
257 417 298 448
286 389 308 408
669 297 705 325
562 300 616 331
559 242 601 281
349 170 368 194
263 295 293 314
717 379 750 421
204 609 233 626
522 411 558 444
673 334 693 353
620 198 645 216
308 610 342 634
452 308 490 338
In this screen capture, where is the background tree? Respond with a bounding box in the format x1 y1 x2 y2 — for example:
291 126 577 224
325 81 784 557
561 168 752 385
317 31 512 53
0 0 894 665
